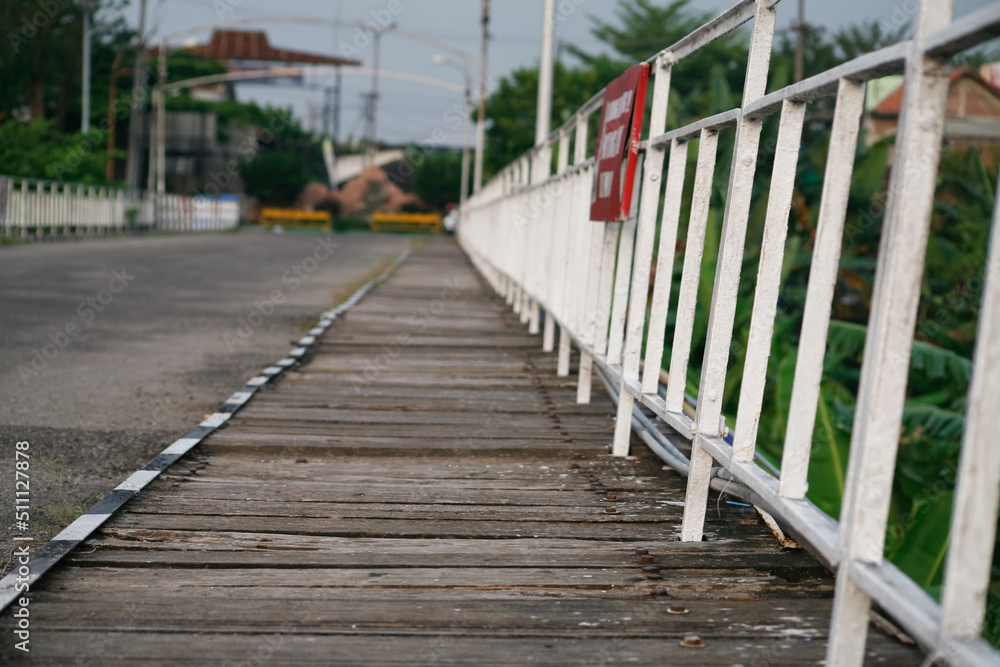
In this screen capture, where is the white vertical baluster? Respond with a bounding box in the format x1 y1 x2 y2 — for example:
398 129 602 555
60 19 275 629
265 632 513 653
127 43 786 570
529 146 551 334
827 0 954 663
681 0 775 543
939 170 1000 649
654 123 702 408
731 99 806 463
605 216 636 367
594 222 621 360
612 58 672 456
558 116 589 375
544 132 572 352
576 166 600 404
640 138 690 396
779 79 866 497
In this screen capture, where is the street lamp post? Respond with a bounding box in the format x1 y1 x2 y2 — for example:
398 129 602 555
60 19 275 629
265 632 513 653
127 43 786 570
433 54 472 212
156 37 167 195
81 1 95 133
474 0 489 192
536 0 555 146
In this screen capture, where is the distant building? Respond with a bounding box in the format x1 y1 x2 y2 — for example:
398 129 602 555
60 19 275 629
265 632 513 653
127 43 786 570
142 30 358 200
864 67 1000 148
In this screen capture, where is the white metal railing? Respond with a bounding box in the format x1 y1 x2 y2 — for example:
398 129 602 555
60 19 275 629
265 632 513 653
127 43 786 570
0 176 240 237
458 0 1000 664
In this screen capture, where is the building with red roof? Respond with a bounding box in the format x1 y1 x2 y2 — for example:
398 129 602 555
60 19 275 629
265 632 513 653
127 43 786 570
864 67 1000 147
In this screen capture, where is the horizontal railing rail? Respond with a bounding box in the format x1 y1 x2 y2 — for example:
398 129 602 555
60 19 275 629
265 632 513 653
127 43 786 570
0 176 240 238
458 0 1000 664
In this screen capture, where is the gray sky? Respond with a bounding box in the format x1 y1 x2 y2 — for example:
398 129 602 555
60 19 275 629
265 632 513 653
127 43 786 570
123 0 992 147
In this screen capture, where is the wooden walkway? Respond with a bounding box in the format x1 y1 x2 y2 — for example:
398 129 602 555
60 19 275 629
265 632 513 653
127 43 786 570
4 238 921 664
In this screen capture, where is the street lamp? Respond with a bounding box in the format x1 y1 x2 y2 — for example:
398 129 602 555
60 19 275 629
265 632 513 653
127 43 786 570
432 54 471 213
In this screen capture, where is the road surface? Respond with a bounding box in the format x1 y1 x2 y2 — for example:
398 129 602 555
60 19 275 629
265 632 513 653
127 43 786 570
0 229 411 573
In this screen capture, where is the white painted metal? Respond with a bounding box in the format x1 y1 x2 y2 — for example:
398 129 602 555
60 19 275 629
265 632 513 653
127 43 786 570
0 176 238 237
619 61 672 384
612 59 672 456
731 99 805 463
554 135 573 345
640 138 689 397
576 169 600 405
455 0 1000 661
665 129 719 414
779 79 866 498
605 217 637 366
681 0 776 542
940 170 1000 648
594 223 621 359
827 0 955 663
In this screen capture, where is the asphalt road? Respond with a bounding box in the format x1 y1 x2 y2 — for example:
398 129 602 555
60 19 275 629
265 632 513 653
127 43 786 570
0 229 412 574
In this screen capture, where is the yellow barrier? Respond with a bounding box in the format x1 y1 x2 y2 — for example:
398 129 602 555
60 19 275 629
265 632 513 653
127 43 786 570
370 212 442 234
260 208 333 231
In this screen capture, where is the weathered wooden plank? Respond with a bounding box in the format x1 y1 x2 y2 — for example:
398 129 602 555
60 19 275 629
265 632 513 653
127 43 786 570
6 631 921 667
111 499 694 523
35 565 833 599
198 435 613 456
28 596 837 637
72 541 826 572
107 513 775 542
137 471 690 495
233 407 615 430
84 530 785 560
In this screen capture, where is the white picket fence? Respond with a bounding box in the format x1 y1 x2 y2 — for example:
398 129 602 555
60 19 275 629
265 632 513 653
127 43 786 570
0 176 240 237
459 0 1000 665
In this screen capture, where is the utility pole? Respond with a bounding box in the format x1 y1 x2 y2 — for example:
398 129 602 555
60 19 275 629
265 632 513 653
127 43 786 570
333 67 342 144
433 54 472 210
535 0 555 146
474 0 489 192
81 2 93 133
365 31 381 167
323 86 333 138
794 0 805 83
126 0 148 191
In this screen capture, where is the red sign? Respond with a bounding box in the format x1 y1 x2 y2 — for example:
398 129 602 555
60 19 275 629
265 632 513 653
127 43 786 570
590 63 649 222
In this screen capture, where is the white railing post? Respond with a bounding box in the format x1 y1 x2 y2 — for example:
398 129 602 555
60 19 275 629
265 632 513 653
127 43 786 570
574 168 600 404
779 78 866 497
731 98 806 463
826 0 955 663
939 169 1000 655
638 136 690 401
543 131 571 353
612 55 672 456
664 128 719 415
558 116 590 376
681 0 776 542
529 144 551 335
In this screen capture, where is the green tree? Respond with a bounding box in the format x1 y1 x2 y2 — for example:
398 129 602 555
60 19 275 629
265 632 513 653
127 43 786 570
241 145 309 206
482 60 616 177
0 0 133 130
411 148 462 211
0 118 112 182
